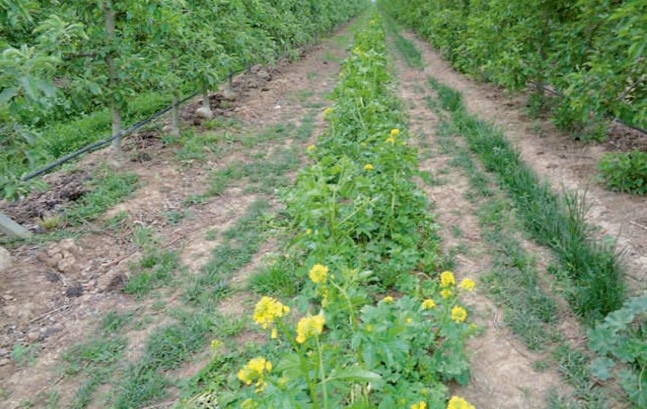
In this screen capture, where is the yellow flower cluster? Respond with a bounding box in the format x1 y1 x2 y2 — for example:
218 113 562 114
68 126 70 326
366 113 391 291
421 299 436 310
364 164 374 171
238 357 272 386
309 264 329 284
324 107 333 118
382 296 394 303
447 396 475 409
307 145 316 152
296 314 325 344
253 296 290 329
440 271 455 287
386 128 400 144
458 278 475 291
440 289 452 299
451 306 468 323
411 402 427 409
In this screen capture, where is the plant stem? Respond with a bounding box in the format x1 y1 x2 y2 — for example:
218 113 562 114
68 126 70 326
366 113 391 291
315 336 328 409
277 321 320 409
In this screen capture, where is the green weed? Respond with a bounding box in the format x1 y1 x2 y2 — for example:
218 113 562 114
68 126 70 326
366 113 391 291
124 250 180 298
384 17 424 69
64 170 139 226
10 343 40 367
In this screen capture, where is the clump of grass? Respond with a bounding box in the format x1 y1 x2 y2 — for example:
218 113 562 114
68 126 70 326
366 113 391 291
64 169 139 225
124 249 179 298
384 17 424 69
427 76 625 323
249 256 303 298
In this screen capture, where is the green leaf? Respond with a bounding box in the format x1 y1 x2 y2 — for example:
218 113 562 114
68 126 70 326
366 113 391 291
590 357 615 381
0 87 18 104
327 367 383 384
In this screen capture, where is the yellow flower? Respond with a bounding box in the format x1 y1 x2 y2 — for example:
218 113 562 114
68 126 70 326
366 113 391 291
382 296 394 303
306 228 312 235
440 271 455 287
406 317 413 324
210 339 223 351
364 164 374 171
271 328 278 339
386 136 395 144
253 296 290 329
238 357 272 385
440 289 452 299
309 264 329 284
447 396 475 409
324 107 333 119
307 145 315 152
411 402 427 409
241 398 257 409
458 278 475 291
296 314 325 344
421 299 436 310
390 128 400 137
451 306 468 323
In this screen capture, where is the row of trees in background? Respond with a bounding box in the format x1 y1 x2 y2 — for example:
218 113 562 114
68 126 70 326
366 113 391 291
379 0 646 138
0 0 367 198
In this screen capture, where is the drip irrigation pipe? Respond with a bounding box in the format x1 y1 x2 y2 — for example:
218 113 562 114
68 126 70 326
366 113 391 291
21 64 255 182
528 81 647 136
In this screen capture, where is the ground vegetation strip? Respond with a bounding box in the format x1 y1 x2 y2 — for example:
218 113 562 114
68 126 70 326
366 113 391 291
192 14 477 409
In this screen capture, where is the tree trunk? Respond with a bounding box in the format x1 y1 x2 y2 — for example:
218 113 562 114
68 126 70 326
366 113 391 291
170 90 181 136
103 0 122 155
202 87 210 110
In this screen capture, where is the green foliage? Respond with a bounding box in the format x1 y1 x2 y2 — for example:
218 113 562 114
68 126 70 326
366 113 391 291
599 150 647 195
124 250 180 298
589 293 647 408
426 77 625 323
10 342 40 367
0 0 368 199
379 0 647 136
193 14 476 409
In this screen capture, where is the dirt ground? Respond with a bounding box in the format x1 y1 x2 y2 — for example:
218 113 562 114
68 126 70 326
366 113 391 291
0 18 645 409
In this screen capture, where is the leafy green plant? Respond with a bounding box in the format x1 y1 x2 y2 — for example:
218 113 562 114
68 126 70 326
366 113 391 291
589 293 647 408
599 150 647 195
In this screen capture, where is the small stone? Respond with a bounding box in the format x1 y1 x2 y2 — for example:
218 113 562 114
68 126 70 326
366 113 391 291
222 89 237 101
27 330 40 342
45 271 61 283
0 358 10 366
257 69 271 81
0 348 8 357
195 106 214 120
65 284 84 298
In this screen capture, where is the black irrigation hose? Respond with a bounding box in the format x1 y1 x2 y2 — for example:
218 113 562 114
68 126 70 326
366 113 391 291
20 64 256 182
528 81 647 136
